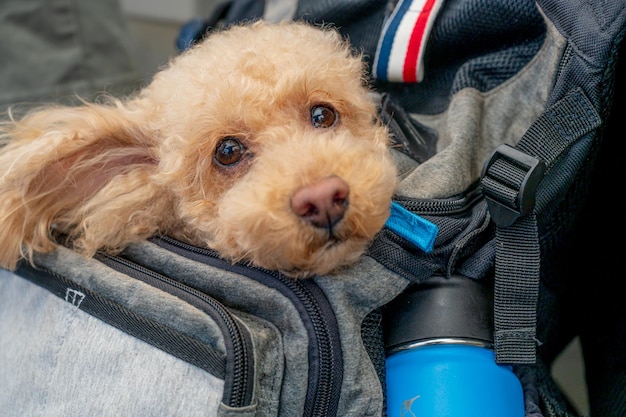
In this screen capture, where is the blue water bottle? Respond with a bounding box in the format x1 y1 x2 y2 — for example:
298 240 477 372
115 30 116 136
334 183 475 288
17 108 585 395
384 275 525 417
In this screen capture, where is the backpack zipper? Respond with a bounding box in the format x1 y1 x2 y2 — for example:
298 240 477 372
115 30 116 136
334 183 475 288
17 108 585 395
152 235 344 417
394 181 485 216
95 252 255 409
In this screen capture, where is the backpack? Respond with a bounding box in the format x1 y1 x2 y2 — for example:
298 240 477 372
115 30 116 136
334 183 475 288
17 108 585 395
1 0 625 416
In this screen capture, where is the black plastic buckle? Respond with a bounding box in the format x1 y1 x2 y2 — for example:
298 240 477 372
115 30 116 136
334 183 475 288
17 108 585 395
481 144 546 227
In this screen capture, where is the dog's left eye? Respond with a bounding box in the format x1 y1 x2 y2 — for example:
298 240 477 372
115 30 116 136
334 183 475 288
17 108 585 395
214 137 246 166
310 105 338 128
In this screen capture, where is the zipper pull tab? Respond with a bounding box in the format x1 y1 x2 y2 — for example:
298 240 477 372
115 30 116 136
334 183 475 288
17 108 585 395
385 202 438 252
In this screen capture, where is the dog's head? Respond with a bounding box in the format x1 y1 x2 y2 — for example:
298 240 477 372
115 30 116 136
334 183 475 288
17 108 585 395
0 21 397 277
145 21 397 276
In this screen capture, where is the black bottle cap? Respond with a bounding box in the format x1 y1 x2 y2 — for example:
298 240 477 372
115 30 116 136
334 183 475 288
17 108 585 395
383 275 494 353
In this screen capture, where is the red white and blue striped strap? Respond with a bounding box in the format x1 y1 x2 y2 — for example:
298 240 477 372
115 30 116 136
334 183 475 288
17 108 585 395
373 0 444 83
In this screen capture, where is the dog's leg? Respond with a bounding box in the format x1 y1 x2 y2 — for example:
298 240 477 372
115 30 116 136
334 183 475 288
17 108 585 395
0 102 169 269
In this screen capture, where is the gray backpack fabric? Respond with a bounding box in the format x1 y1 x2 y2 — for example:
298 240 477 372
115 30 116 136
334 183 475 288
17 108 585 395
1 0 625 416
1 238 406 416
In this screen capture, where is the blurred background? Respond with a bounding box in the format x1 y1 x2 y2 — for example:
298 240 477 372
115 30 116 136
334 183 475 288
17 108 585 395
121 0 220 79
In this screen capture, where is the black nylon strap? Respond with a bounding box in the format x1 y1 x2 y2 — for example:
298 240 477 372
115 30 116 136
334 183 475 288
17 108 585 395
378 93 438 164
483 88 601 364
493 215 541 364
517 88 601 170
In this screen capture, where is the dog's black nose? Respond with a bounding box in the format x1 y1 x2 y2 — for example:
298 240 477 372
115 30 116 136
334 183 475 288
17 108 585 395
291 176 350 230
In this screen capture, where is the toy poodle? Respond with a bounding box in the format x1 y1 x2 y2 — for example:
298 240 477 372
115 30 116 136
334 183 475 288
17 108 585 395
0 20 397 278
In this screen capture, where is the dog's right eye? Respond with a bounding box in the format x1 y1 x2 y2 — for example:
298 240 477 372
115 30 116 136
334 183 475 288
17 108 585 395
310 105 338 128
214 137 246 166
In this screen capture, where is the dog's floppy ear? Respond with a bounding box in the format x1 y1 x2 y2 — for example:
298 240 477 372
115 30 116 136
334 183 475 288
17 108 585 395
0 100 168 269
